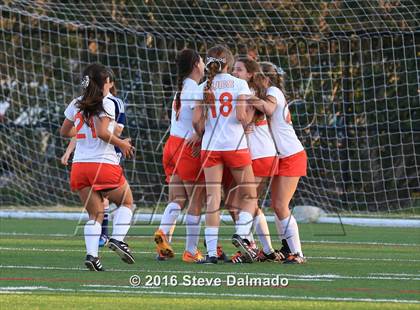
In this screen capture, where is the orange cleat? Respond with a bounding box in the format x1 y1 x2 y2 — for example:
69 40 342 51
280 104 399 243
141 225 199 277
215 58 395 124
154 229 174 258
182 250 204 263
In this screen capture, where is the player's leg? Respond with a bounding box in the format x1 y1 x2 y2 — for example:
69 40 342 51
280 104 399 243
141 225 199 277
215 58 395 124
253 176 279 261
154 174 187 260
103 180 136 264
99 198 110 247
78 186 105 271
229 164 259 262
182 181 205 262
199 164 224 264
271 175 305 263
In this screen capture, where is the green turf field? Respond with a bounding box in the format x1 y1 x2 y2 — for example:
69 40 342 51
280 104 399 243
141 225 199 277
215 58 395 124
0 218 419 309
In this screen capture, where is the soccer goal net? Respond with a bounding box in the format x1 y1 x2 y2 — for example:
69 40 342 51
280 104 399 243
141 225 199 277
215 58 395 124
1 1 419 214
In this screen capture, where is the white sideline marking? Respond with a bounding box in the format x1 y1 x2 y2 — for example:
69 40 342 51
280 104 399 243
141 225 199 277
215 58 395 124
1 232 419 247
371 273 420 277
1 247 419 263
1 265 419 281
308 256 420 263
0 286 419 304
0 232 70 237
1 211 420 227
81 284 159 289
301 240 420 247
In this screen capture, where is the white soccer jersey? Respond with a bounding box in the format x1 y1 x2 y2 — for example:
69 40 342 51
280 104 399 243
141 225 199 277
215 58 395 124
247 117 277 160
199 73 252 151
170 78 201 140
64 95 120 164
267 86 304 158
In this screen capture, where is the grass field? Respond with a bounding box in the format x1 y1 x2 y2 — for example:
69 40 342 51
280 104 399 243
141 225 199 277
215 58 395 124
0 218 419 309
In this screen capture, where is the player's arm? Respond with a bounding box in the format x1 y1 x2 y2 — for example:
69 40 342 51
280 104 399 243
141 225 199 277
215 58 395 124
236 94 251 127
248 95 276 117
61 137 76 166
113 125 124 137
95 116 134 159
60 119 76 138
243 103 255 134
192 101 205 137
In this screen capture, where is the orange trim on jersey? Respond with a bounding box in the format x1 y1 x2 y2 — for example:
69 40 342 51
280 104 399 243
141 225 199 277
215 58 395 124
255 119 268 126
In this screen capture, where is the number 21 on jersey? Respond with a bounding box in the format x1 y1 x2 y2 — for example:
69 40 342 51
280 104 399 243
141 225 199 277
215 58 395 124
210 92 233 118
75 112 97 139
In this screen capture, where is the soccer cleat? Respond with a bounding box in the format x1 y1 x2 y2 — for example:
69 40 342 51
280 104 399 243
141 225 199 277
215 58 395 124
284 253 306 264
196 255 218 264
98 234 109 248
231 234 258 263
182 250 204 263
108 238 135 264
154 229 174 258
229 251 252 264
84 255 104 271
257 249 285 262
216 245 228 262
279 239 291 257
203 240 228 262
156 251 169 261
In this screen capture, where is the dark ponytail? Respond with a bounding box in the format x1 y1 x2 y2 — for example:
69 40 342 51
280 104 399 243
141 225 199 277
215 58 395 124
174 49 200 120
77 64 112 123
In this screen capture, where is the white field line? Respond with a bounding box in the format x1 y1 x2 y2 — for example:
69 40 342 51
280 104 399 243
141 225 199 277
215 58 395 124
81 284 159 289
370 273 420 277
1 264 419 281
1 232 419 247
0 247 419 263
0 286 419 304
2 211 420 228
308 256 420 263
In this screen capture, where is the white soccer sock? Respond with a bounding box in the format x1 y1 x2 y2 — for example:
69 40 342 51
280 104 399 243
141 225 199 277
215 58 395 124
248 232 255 245
84 220 101 257
186 214 201 254
254 213 274 254
111 206 133 242
159 202 181 236
168 223 176 243
274 214 285 240
278 215 302 256
235 211 254 240
204 227 219 257
235 223 255 245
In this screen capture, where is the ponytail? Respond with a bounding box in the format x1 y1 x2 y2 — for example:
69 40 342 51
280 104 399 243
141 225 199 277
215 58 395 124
202 45 233 117
174 48 200 120
77 64 112 123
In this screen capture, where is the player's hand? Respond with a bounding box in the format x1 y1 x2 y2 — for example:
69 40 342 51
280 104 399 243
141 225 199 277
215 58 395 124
186 134 201 158
120 138 135 159
60 152 71 166
244 123 254 134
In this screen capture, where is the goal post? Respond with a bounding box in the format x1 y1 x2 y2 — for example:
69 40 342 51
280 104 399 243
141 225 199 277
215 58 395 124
0 1 419 214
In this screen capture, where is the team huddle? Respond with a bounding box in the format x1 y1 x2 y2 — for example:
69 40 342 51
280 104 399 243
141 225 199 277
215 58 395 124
60 45 307 271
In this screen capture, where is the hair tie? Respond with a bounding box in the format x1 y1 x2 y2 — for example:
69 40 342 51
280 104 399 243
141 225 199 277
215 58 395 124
205 56 226 72
275 66 285 76
81 75 90 89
